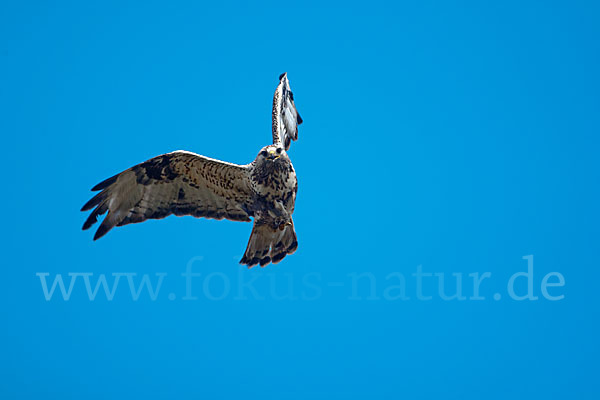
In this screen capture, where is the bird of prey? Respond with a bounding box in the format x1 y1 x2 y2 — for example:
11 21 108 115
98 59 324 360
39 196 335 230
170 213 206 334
81 73 302 267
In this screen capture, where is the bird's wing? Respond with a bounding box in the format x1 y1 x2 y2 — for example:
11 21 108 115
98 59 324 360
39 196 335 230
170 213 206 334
81 150 254 240
272 72 303 150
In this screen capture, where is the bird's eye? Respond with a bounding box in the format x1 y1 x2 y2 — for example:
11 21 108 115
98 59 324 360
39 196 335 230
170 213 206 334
276 148 282 154
260 151 268 157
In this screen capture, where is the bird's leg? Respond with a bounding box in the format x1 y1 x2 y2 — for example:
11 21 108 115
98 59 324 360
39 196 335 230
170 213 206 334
278 221 292 231
268 200 290 230
268 200 288 218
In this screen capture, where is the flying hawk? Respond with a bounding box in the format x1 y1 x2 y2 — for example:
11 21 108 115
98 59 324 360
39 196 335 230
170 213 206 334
81 73 303 267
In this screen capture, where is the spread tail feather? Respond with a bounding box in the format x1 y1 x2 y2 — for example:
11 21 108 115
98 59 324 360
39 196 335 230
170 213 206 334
240 219 297 268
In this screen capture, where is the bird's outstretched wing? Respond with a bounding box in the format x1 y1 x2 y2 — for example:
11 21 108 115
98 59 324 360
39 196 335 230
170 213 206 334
272 72 303 150
81 151 254 240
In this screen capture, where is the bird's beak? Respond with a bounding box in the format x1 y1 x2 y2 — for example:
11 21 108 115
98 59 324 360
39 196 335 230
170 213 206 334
267 149 279 160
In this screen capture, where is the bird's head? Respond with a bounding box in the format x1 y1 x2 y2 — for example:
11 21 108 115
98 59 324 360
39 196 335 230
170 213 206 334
256 145 285 165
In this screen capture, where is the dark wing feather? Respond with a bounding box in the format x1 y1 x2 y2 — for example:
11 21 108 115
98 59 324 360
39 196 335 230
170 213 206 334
272 72 303 150
81 151 254 240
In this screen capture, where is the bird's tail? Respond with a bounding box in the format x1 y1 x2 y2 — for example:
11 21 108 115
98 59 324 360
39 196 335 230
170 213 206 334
240 219 298 267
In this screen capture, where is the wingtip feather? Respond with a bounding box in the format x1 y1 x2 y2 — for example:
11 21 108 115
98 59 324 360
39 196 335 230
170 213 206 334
81 191 105 212
91 173 119 191
93 222 112 241
82 213 96 231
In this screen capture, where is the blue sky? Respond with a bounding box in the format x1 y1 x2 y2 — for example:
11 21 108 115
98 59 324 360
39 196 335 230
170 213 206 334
1 1 599 399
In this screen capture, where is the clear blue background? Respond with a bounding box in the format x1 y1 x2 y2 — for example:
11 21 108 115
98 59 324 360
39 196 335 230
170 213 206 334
1 1 599 398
